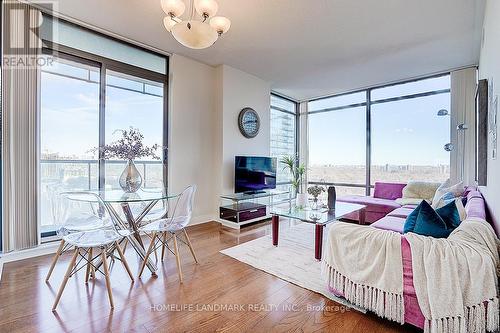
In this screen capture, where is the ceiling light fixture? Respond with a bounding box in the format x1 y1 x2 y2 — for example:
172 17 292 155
161 0 231 49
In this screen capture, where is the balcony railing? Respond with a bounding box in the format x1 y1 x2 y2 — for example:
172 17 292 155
40 159 163 189
39 159 163 230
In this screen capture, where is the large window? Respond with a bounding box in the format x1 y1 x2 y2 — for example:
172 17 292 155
39 45 167 234
105 70 164 189
309 105 366 196
307 74 451 195
270 94 298 189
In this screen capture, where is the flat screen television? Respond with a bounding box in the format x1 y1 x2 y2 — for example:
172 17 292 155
235 156 277 194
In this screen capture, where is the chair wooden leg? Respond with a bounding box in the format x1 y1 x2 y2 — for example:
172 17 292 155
172 233 183 283
101 248 114 309
161 232 167 262
154 243 158 262
90 253 96 279
115 241 134 282
122 238 128 255
46 240 66 282
52 247 79 311
85 247 93 283
139 232 156 278
183 228 199 264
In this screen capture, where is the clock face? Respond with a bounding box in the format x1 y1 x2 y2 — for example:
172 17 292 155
238 108 260 138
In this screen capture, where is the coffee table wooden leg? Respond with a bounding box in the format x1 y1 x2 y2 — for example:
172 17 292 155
359 208 366 225
272 215 279 246
315 224 324 261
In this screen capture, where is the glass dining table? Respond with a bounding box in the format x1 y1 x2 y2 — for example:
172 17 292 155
71 188 180 276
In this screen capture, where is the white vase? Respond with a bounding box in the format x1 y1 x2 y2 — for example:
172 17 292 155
295 193 308 208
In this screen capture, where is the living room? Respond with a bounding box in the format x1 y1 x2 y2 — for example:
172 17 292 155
0 0 499 332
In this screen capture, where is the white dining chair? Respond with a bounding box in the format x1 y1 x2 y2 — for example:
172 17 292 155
138 185 198 282
45 185 104 282
52 192 133 311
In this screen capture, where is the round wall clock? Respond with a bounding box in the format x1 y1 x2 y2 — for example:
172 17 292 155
238 107 260 138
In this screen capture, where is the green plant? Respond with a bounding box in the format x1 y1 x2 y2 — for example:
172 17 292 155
279 155 306 194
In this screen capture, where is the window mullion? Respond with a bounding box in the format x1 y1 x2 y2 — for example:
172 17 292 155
98 63 107 190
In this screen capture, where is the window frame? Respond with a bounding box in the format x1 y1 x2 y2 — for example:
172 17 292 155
270 93 300 187
306 72 451 196
39 42 169 238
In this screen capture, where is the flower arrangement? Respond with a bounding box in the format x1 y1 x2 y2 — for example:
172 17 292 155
307 184 325 199
94 127 160 161
308 184 326 210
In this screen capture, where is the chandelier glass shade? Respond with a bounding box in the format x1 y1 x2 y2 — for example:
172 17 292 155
161 0 231 49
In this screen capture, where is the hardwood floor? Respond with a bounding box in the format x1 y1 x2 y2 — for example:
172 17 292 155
0 221 420 333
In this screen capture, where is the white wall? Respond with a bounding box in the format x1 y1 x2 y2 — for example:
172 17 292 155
478 0 500 234
168 54 218 224
216 65 271 194
168 59 272 223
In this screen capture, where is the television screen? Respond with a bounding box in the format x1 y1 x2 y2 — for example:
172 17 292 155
235 156 277 193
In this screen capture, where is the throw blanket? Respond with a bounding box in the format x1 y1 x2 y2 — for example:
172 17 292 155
406 218 500 333
396 181 441 206
322 222 404 323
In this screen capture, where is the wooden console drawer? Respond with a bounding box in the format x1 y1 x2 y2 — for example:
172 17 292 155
238 207 266 221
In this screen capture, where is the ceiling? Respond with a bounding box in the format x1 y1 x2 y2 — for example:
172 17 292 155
36 0 486 101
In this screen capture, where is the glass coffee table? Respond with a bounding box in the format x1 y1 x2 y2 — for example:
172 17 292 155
270 202 366 260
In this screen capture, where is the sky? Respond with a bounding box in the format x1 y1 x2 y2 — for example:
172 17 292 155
40 63 163 161
308 76 451 166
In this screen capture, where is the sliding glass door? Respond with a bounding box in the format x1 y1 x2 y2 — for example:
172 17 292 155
40 56 101 233
104 70 165 189
39 52 167 234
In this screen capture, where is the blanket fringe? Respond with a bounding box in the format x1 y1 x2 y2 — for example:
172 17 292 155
324 263 404 324
486 298 499 332
325 263 499 333
423 297 499 333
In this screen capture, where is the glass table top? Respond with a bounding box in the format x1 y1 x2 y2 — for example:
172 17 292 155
220 189 289 201
270 202 366 225
66 188 179 203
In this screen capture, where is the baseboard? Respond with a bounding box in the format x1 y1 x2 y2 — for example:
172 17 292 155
0 241 61 282
1 241 61 264
189 214 217 226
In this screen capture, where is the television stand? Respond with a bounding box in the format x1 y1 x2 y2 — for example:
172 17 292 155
242 190 266 195
219 190 290 229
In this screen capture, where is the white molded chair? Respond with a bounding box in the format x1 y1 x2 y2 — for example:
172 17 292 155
117 189 170 257
138 185 198 282
45 186 106 282
52 192 133 311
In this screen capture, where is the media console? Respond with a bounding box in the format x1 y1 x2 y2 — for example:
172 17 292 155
218 190 290 229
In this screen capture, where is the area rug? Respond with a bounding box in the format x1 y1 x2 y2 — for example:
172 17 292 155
220 222 365 313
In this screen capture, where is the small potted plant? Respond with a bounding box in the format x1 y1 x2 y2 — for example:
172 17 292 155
93 127 160 193
307 184 325 210
279 155 307 208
